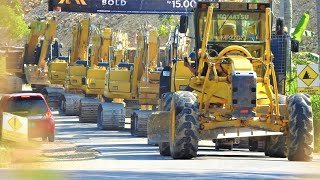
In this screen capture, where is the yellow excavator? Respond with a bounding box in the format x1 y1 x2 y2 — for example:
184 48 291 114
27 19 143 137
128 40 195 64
24 17 59 92
97 28 161 130
130 29 163 136
78 27 111 123
59 19 91 115
148 1 314 161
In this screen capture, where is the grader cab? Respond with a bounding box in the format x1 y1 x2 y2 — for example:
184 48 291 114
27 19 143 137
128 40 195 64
148 1 314 161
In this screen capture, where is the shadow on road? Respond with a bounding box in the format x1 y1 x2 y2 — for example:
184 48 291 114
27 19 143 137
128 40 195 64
2 169 318 179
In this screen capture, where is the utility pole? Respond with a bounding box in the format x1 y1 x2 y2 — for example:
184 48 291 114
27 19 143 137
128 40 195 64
317 0 320 54
284 0 292 34
280 0 292 32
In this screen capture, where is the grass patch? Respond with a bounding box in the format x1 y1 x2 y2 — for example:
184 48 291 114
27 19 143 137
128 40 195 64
0 143 12 168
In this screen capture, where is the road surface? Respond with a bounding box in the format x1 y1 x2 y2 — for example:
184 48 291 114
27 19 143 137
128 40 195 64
1 113 320 179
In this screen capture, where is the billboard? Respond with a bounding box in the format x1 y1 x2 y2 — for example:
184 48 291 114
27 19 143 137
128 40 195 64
48 0 199 14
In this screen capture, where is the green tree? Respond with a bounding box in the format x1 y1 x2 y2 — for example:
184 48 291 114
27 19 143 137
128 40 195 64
158 15 178 37
0 0 29 42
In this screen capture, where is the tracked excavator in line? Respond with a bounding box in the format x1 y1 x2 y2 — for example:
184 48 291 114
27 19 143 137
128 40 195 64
130 29 163 137
97 27 162 130
131 25 195 137
148 1 314 161
58 19 91 116
78 27 111 123
24 17 60 93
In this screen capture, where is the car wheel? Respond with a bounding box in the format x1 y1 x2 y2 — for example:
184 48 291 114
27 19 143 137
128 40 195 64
48 134 55 142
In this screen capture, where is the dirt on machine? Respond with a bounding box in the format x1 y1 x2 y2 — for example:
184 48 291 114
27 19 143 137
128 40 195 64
148 1 314 161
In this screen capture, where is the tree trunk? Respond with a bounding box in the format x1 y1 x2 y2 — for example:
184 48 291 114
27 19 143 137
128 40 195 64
317 0 320 54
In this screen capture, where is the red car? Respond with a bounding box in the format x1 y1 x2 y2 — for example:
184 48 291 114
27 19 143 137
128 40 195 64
0 93 55 142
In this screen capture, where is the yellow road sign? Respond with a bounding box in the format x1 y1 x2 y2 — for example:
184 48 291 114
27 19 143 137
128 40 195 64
2 112 28 143
8 116 23 131
298 65 318 86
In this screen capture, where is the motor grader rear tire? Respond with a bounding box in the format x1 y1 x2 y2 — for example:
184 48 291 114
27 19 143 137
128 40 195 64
159 142 171 156
169 91 199 159
267 135 287 158
265 94 288 157
287 93 314 161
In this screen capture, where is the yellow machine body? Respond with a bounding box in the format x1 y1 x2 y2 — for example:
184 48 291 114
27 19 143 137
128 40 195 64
148 1 287 144
48 59 68 85
83 27 111 96
64 19 91 93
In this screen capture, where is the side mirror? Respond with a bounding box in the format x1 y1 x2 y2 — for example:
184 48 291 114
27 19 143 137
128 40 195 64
179 15 188 33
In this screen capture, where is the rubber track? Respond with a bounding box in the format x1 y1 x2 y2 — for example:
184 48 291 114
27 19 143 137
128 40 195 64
43 87 64 110
59 94 82 116
131 110 155 137
79 98 101 123
97 103 126 130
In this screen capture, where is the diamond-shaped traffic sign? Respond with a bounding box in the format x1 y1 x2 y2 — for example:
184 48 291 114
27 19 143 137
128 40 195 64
298 65 318 86
8 116 23 131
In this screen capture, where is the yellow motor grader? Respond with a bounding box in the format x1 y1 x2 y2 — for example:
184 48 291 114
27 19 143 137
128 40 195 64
148 1 314 161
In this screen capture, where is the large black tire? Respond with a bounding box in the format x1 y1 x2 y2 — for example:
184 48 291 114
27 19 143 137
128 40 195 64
265 94 288 157
169 91 199 159
48 134 55 142
287 93 314 161
249 137 265 152
267 135 287 158
265 137 271 156
159 142 171 156
215 140 233 150
161 92 173 111
156 92 173 155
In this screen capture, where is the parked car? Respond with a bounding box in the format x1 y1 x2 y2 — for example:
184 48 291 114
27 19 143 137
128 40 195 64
0 93 55 142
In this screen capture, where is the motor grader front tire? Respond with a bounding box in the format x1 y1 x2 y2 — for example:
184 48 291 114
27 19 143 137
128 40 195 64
156 92 173 156
287 93 314 161
265 135 287 158
169 91 199 159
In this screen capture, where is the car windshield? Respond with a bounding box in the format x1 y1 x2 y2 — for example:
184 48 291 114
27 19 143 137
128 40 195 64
7 96 48 117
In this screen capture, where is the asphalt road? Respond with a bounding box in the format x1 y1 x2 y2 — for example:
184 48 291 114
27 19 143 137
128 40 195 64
1 113 320 179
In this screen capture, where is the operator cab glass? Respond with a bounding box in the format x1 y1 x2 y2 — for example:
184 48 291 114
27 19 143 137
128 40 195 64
195 1 270 58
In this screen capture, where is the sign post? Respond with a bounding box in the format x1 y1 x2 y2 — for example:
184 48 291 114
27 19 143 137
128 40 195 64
297 64 320 95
